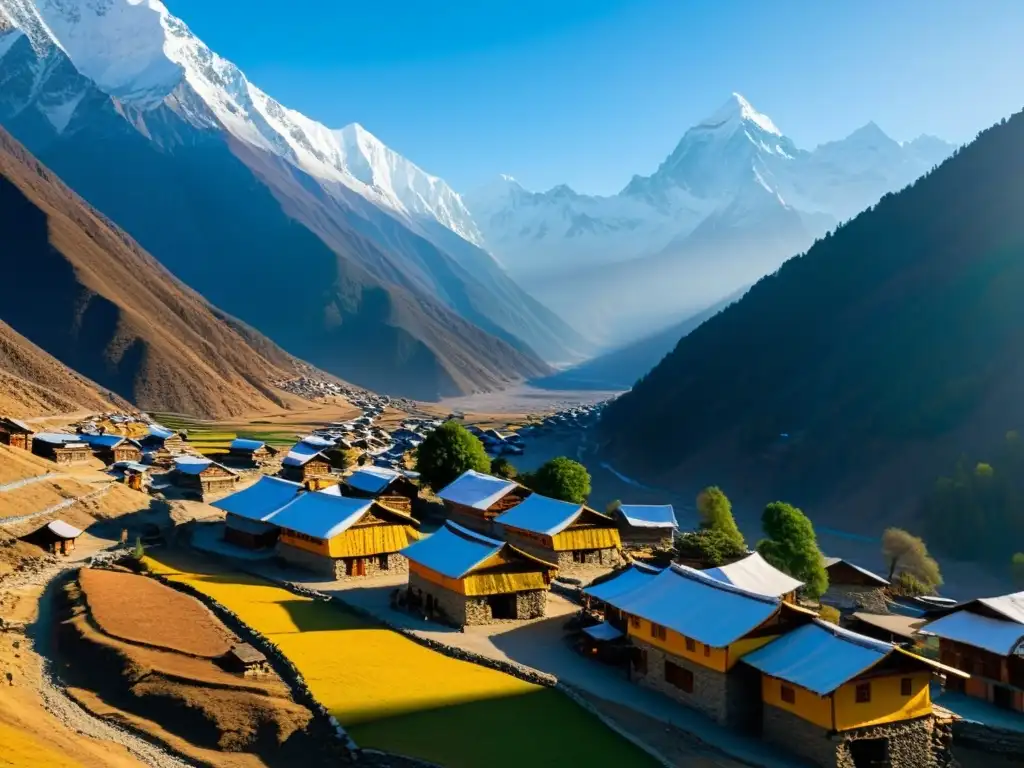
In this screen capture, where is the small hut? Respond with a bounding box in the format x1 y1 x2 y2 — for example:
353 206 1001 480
0 417 33 450
32 433 91 465
494 493 622 569
228 438 279 466
172 456 239 499
703 552 804 603
81 433 143 465
822 557 891 611
273 491 420 578
344 466 419 512
212 475 302 549
613 504 678 548
108 461 153 491
20 519 82 555
402 520 557 627
280 436 335 482
436 470 528 535
220 644 270 676
140 423 184 452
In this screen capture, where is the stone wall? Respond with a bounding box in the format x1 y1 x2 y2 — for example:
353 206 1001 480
515 590 546 620
763 704 937 768
357 552 408 578
407 574 548 627
555 547 622 570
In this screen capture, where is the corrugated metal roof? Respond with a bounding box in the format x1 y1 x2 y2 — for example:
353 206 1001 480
823 557 890 586
47 520 83 539
583 621 624 641
979 592 1024 625
173 456 236 476
147 424 175 440
347 466 400 494
436 470 518 509
617 504 678 529
704 553 804 598
583 563 663 604
402 520 505 579
924 610 1024 655
851 612 923 640
614 563 781 648
81 433 136 449
742 619 894 695
212 476 302 522
271 492 373 540
282 440 329 467
494 493 583 536
1 417 33 432
230 438 266 452
34 433 86 446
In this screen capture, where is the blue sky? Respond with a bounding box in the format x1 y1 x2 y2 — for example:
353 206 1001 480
166 0 1023 195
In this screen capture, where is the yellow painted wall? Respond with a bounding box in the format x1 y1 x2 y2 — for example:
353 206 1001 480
762 675 835 730
409 562 549 596
279 524 416 558
726 635 778 670
627 617 728 672
833 672 932 731
279 531 329 556
551 527 621 551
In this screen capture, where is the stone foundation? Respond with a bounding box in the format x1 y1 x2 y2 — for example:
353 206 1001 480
278 545 407 579
555 547 622 569
407 572 547 627
630 639 760 728
763 704 937 768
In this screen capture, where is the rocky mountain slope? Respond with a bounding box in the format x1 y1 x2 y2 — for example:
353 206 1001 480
468 94 953 343
0 126 316 418
0 0 579 399
598 110 1024 530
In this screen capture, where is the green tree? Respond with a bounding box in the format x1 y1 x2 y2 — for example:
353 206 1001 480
818 605 841 625
881 528 943 591
414 421 490 491
132 536 145 560
490 457 518 480
529 457 591 504
1012 553 1024 587
605 499 623 515
675 527 747 567
756 501 829 598
696 486 746 549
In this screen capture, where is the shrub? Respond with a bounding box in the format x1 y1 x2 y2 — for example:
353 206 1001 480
415 421 490 491
527 457 591 504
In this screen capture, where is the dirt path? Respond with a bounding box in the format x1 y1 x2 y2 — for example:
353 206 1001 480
0 472 62 493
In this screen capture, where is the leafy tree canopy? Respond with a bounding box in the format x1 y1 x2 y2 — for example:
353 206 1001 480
490 457 518 480
696 486 746 549
675 527 747 567
528 457 592 504
1012 552 1024 587
756 501 829 598
881 527 942 591
415 421 490 491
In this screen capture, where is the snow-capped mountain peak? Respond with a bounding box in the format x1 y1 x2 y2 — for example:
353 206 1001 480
701 92 782 137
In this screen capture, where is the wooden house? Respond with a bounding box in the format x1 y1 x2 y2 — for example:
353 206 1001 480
702 552 804 603
0 417 33 450
582 562 663 631
608 563 816 727
273 491 421 578
613 504 678 548
923 592 1024 713
32 433 91 465
280 437 334 482
220 644 270 676
402 520 557 627
20 519 82 556
742 620 965 768
108 461 153 492
436 470 528 535
81 433 142 465
344 466 419 512
227 438 278 466
140 423 184 452
212 476 302 549
172 456 239 499
822 557 891 612
494 493 622 569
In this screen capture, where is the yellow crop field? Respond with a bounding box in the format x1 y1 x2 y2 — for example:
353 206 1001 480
0 724 85 768
145 553 658 768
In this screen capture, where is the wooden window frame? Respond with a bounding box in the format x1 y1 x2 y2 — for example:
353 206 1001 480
855 682 872 703
685 637 696 653
900 677 912 697
780 684 796 704
703 644 711 657
650 622 667 642
665 660 694 693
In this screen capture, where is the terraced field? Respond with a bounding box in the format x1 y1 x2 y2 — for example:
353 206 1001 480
145 553 658 768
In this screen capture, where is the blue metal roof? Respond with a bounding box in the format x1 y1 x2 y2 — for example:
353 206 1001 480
230 438 266 452
34 433 86 446
402 521 506 579
583 563 663 604
271 492 373 539
147 424 175 440
213 476 302 522
81 433 137 449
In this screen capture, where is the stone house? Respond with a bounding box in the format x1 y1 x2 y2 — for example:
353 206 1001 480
436 469 529 535
273 490 420 578
613 504 678 548
703 551 805 602
494 493 623 569
32 433 91 465
227 438 279 466
742 619 966 768
822 557 891 612
607 563 816 727
80 433 143 465
140 423 185 452
344 466 419 513
0 416 33 450
923 591 1024 713
212 475 302 549
279 436 335 483
172 456 240 499
402 520 557 627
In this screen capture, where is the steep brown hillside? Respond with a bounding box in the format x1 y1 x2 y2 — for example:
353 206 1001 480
0 128 306 419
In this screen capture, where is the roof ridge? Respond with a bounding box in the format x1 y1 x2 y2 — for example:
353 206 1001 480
668 563 781 605
444 519 506 547
811 617 893 653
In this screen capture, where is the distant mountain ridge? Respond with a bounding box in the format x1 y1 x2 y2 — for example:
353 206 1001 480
0 0 586 399
467 94 954 344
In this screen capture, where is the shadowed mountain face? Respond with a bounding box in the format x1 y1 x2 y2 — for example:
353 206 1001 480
0 126 313 418
599 111 1024 529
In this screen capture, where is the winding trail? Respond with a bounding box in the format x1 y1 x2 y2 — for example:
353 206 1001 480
0 473 62 494
1 486 112 527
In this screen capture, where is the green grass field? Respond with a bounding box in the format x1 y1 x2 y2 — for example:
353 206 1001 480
152 412 302 455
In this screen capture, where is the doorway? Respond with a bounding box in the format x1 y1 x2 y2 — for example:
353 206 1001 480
487 593 517 619
849 737 891 768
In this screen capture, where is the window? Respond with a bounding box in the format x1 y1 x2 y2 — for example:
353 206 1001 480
630 615 641 629
780 684 796 704
650 622 667 641
665 661 694 692
703 644 711 658
685 637 696 653
900 677 913 696
855 682 872 703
